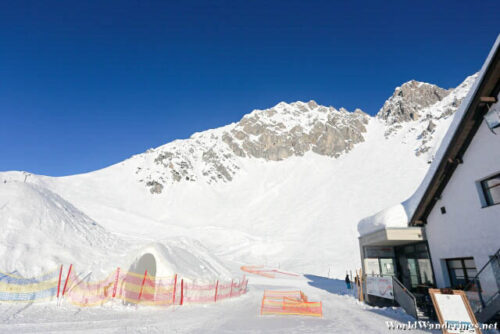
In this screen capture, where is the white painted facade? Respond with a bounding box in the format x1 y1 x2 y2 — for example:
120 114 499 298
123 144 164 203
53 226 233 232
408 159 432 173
425 97 500 288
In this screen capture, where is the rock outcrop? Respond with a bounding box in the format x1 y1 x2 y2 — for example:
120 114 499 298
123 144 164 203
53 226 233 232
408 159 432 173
377 80 451 124
134 74 477 193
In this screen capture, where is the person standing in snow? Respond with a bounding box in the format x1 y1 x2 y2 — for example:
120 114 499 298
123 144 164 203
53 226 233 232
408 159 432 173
345 274 351 290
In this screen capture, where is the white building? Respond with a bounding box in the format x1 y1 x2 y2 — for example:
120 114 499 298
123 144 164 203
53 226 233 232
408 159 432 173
357 35 500 322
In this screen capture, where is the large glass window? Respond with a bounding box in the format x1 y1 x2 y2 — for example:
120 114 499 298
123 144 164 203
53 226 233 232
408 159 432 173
446 257 477 289
481 173 500 206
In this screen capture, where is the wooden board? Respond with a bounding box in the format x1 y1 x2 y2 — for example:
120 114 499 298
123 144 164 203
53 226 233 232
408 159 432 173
428 288 481 334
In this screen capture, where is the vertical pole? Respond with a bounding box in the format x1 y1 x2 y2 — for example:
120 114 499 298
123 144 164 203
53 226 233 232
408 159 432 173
112 267 120 298
229 279 233 298
180 279 184 305
260 291 265 315
138 270 148 301
56 265 63 298
62 264 73 296
214 280 219 302
359 269 364 302
172 274 178 305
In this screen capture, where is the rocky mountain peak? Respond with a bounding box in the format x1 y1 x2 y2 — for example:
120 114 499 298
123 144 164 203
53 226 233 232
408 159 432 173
135 101 370 192
133 74 477 193
377 80 451 124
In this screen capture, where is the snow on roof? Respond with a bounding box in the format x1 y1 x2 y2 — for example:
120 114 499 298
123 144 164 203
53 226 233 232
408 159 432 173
358 34 500 237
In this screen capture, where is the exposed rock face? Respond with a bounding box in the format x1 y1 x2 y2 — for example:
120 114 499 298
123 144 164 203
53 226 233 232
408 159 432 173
377 80 451 124
136 101 369 192
135 74 477 193
379 75 478 159
146 181 163 194
224 102 369 160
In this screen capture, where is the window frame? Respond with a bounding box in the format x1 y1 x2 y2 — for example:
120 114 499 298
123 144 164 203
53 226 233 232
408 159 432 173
445 257 477 289
478 172 500 208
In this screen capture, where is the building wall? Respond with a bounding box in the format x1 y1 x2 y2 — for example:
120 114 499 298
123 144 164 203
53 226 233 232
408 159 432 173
426 111 500 288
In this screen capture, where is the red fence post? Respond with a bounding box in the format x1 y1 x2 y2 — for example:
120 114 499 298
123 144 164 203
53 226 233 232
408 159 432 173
62 264 73 296
138 270 148 301
180 279 184 305
112 267 120 298
229 279 233 298
172 274 177 305
214 280 219 302
56 265 63 298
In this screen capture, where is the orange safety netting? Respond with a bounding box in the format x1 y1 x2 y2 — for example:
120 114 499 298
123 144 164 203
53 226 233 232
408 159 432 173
240 266 299 278
181 278 248 304
260 290 322 317
63 266 249 307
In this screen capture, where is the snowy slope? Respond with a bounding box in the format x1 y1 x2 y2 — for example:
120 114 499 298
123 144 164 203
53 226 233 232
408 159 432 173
0 181 122 276
0 74 477 279
0 181 232 280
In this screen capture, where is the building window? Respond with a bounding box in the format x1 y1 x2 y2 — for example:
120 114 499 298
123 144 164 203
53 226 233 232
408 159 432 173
480 173 500 206
446 258 477 289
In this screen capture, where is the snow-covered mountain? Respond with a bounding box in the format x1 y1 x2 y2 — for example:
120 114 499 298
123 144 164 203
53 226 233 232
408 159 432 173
0 73 477 278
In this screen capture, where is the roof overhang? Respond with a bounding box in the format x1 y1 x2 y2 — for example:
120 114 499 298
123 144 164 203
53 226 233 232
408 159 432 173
359 227 425 247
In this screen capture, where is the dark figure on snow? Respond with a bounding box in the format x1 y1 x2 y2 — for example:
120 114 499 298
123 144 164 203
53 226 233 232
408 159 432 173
345 274 351 290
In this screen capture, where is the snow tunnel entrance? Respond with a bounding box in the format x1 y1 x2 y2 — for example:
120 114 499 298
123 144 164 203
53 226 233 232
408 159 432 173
123 253 157 304
130 253 157 277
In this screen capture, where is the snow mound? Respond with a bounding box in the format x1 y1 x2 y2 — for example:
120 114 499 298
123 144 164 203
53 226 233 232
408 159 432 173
128 239 232 281
357 204 409 235
0 181 122 276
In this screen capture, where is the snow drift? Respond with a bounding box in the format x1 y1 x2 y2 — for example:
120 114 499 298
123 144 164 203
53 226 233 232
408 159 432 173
0 181 121 276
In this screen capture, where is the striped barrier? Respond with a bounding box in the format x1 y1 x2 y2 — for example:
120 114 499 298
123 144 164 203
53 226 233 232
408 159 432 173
181 277 248 304
0 265 249 308
62 266 248 307
116 270 176 306
64 268 117 307
241 266 299 279
0 268 60 302
260 290 322 317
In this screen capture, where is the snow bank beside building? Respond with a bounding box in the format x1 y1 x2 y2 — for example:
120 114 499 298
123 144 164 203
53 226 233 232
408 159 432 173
357 204 409 236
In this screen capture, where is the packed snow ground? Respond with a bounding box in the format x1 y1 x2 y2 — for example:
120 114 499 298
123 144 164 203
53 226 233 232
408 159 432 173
0 266 436 334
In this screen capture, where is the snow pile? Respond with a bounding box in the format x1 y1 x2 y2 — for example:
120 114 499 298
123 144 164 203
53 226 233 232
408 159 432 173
0 180 233 281
129 239 232 280
357 204 409 236
0 181 122 276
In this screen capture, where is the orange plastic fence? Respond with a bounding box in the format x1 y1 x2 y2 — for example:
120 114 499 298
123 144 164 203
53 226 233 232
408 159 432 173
64 266 249 307
241 266 299 278
260 290 322 317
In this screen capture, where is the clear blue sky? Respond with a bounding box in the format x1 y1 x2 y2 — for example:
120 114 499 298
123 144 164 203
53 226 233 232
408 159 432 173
1 1 498 176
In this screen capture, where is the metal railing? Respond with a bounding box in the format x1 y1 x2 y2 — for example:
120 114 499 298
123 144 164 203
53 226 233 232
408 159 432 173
392 276 418 319
464 248 500 314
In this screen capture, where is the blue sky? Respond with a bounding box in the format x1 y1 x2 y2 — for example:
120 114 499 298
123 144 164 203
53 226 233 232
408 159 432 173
1 1 498 176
